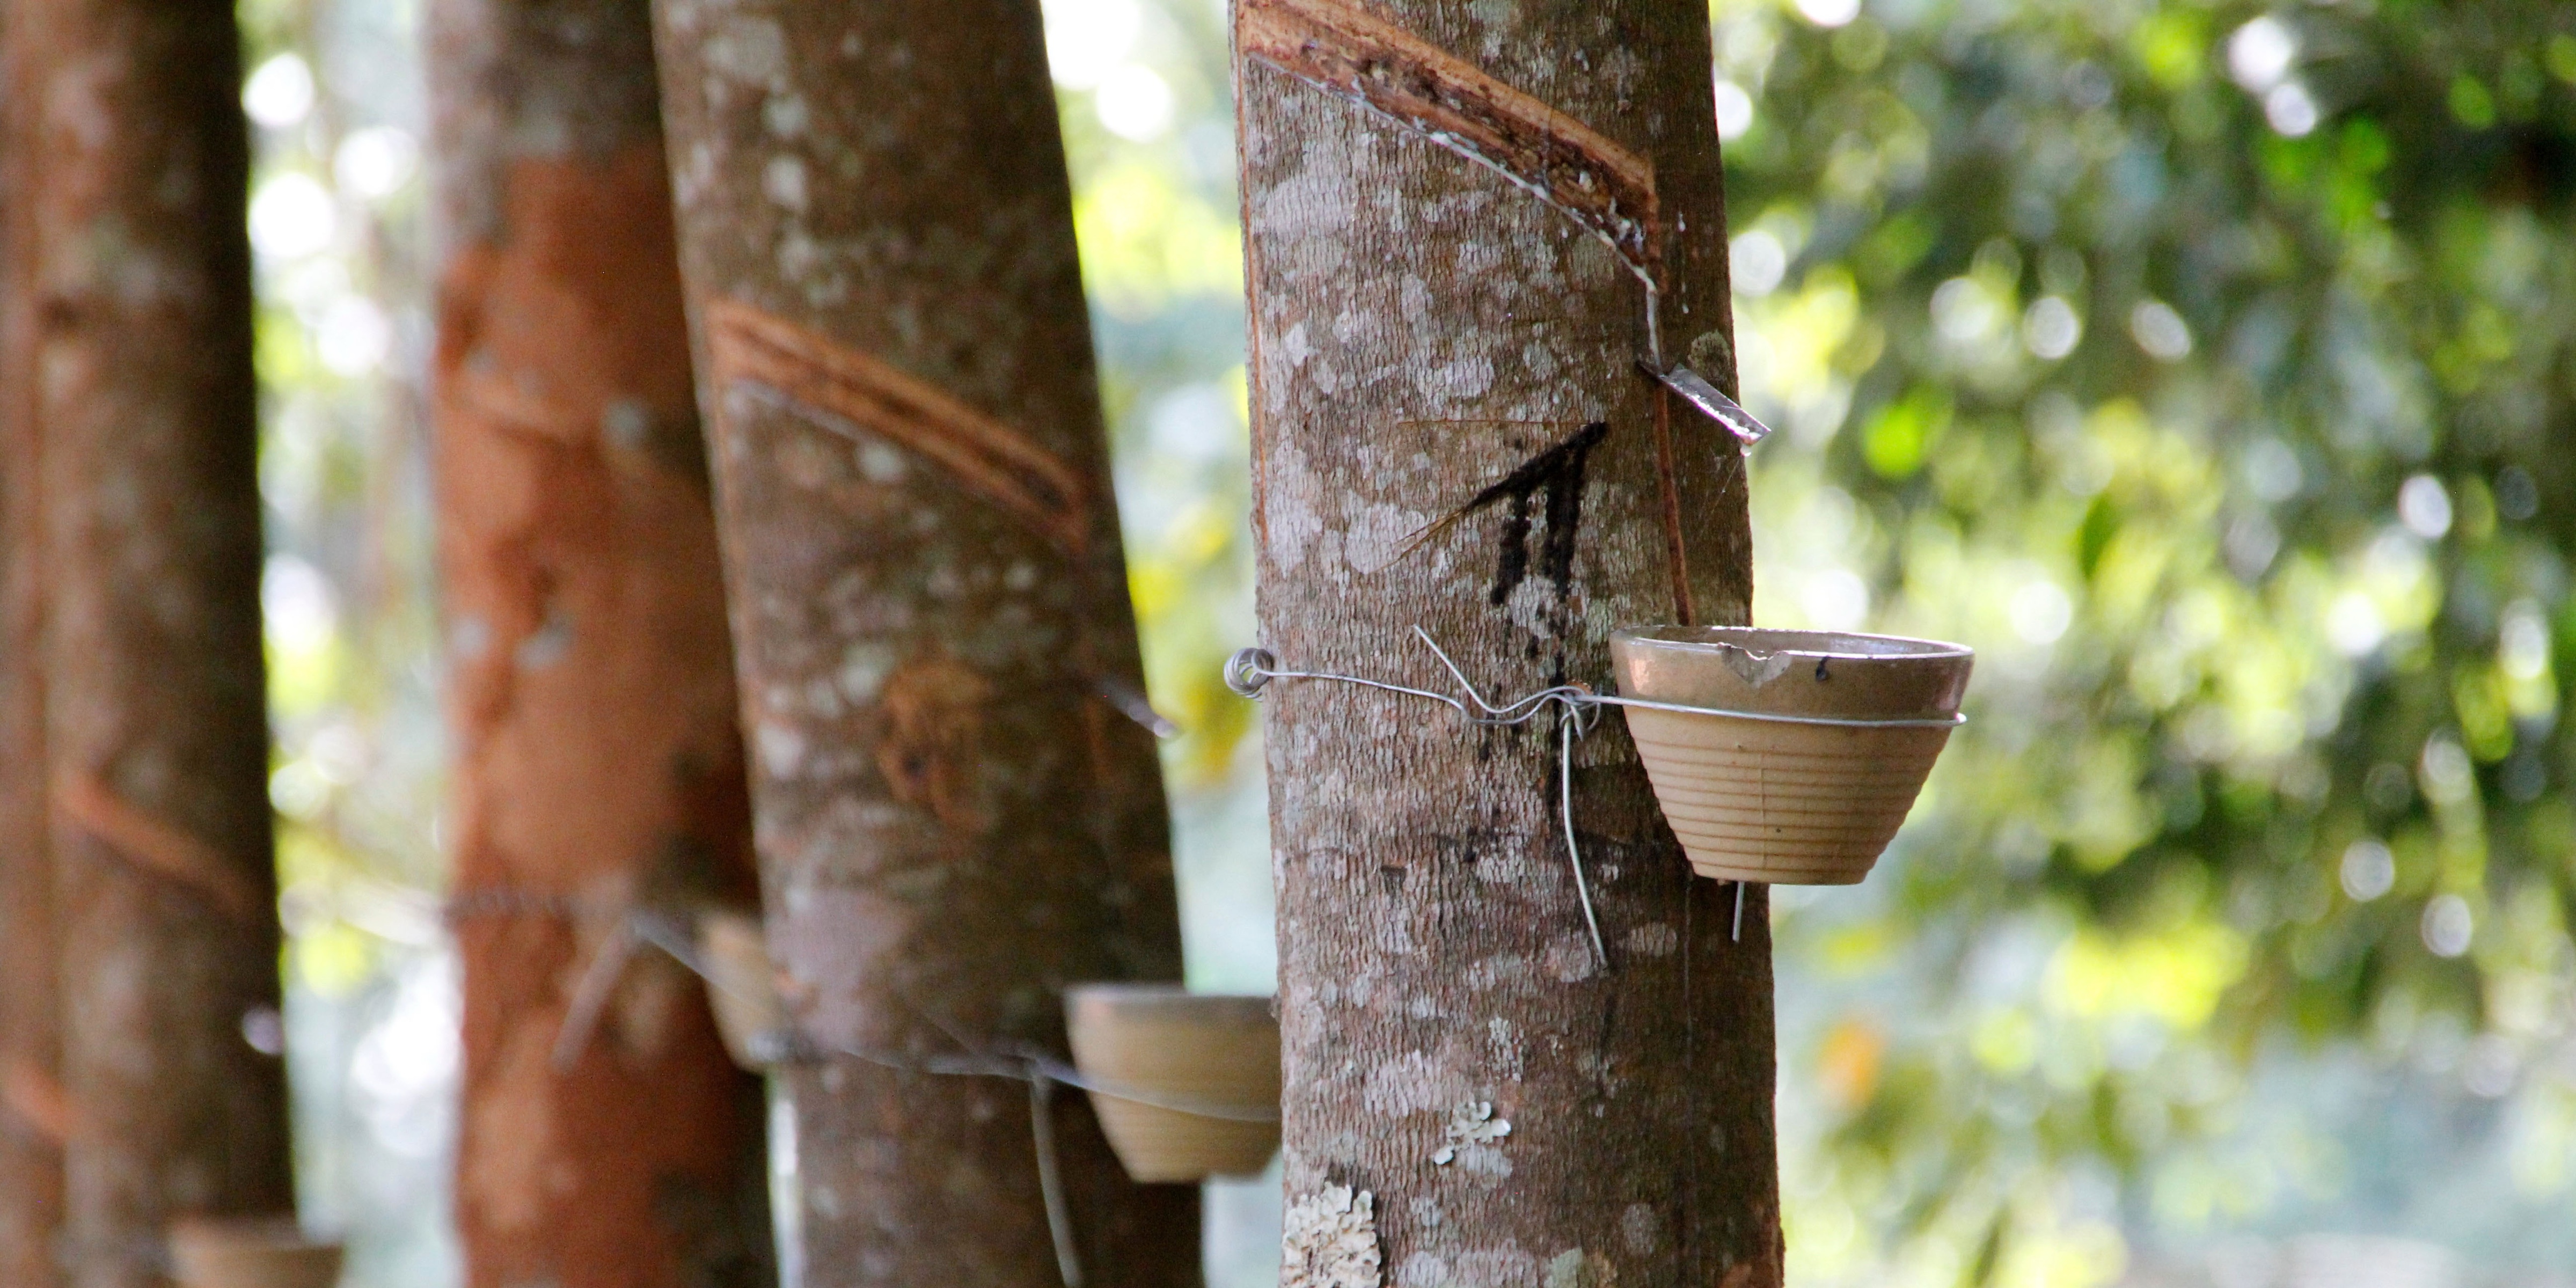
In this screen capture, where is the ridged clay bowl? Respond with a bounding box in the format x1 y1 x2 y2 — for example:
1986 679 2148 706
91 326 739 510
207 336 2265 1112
169 1218 343 1288
1065 984 1279 1183
1611 625 1972 885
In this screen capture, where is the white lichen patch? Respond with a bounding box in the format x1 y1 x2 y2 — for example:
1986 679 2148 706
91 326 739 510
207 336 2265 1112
1265 440 1326 572
854 438 906 484
702 14 787 87
1472 847 1530 885
754 722 807 778
1487 1017 1523 1081
1451 1246 1539 1284
1364 1051 1458 1116
762 92 809 137
1391 277 1429 325
1544 933 1600 982
1431 1100 1510 1166
1576 1049 1627 1101
1546 1247 1616 1288
1622 923 1678 957
763 155 810 211
1414 353 1495 401
1283 1185 1382 1288
1620 1203 1659 1255
1463 952 1533 995
1343 501 1427 574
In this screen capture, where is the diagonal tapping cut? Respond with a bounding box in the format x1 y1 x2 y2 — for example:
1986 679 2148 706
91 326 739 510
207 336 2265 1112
1238 0 1703 617
1236 0 1660 277
1 1059 77 1146
50 770 263 926
704 299 1094 557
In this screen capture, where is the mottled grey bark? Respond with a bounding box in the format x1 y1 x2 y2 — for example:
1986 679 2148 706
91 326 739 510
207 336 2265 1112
1231 0 1781 1283
647 0 1198 1284
4 2 293 1286
424 3 772 1287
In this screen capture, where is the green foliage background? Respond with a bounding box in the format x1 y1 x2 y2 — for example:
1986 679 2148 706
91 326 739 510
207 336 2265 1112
1723 0 2576 1280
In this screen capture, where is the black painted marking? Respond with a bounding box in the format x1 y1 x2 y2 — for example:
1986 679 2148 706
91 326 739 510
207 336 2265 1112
1454 420 1608 606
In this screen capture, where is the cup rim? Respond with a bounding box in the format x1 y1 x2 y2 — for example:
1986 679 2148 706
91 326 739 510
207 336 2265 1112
1614 624 1973 663
1065 982 1271 1002
167 1217 339 1254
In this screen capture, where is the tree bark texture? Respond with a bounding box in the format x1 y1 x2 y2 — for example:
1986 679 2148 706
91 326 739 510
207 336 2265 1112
2 3 294 1286
425 3 773 1287
647 0 1199 1283
0 24 65 1282
1231 1 1782 1283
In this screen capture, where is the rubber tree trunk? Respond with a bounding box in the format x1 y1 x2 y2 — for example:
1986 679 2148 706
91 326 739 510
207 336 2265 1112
647 0 1198 1283
2 3 294 1286
0 514 63 1288
0 40 64 1284
423 3 773 1287
0 410 64 1288
1230 1 1782 1283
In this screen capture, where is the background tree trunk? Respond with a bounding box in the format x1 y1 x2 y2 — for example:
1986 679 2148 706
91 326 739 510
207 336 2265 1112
4 3 295 1285
423 3 773 1286
1231 0 1782 1282
647 0 1199 1283
0 26 65 1280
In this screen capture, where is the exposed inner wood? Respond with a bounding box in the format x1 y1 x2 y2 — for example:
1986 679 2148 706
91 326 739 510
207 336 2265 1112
704 299 1094 557
426 3 771 1283
1650 390 1695 624
429 137 770 1288
1236 0 1660 274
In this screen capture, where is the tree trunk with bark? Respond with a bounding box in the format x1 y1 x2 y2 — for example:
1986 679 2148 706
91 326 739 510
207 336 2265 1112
647 0 1198 1283
1230 0 1782 1283
3 3 294 1286
0 32 64 1282
424 3 773 1286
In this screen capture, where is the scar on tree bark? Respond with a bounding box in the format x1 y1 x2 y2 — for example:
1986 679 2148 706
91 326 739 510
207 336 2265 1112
702 298 1092 557
50 770 263 924
1235 0 1657 273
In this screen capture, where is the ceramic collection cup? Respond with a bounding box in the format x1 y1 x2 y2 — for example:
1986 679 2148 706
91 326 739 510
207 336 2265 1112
1610 625 1973 884
1064 984 1279 1183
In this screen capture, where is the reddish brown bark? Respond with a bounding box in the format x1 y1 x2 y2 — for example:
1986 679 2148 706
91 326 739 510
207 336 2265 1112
425 3 771 1286
0 18 65 1280
3 2 294 1286
647 0 1198 1282
1233 0 1781 1282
